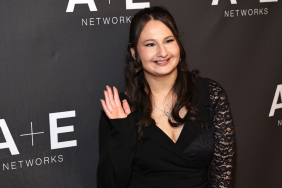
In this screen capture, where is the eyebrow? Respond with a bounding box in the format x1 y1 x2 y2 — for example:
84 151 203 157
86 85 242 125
142 36 174 44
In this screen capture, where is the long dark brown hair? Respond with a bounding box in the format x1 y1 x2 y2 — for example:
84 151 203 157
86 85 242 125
125 6 202 141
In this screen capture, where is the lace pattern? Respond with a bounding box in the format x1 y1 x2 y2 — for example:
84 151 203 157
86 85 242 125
207 79 235 188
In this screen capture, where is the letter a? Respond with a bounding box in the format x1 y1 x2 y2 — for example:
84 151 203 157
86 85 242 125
211 0 237 5
66 0 97 12
269 84 282 117
0 119 20 155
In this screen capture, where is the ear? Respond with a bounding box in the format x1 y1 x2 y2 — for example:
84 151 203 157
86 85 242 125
130 48 136 60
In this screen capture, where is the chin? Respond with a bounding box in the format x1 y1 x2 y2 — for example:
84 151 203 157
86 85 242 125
154 68 178 77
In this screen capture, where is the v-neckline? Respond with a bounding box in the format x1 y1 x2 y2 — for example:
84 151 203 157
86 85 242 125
154 120 187 145
151 108 202 152
121 91 201 150
145 114 201 164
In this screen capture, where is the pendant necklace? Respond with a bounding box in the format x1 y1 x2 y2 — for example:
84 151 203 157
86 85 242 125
153 103 171 117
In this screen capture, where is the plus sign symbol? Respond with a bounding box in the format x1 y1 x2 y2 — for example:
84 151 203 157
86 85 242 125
20 122 44 146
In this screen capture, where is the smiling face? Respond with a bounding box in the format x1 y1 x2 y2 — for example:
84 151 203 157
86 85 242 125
131 20 181 79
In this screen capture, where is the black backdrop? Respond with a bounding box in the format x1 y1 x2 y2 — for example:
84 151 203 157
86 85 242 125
0 0 282 187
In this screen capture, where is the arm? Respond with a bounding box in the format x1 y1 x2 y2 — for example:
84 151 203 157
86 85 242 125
97 111 137 188
97 86 137 188
208 80 235 188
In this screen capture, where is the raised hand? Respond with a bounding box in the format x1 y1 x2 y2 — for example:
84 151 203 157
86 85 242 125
100 86 131 119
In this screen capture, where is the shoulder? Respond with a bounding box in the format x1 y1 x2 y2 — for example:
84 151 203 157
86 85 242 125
207 78 226 95
194 76 228 106
196 76 225 93
203 78 232 110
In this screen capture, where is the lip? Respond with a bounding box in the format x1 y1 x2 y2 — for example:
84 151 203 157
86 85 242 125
152 58 171 66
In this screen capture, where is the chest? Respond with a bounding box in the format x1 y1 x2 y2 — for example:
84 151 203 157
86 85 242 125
151 106 188 143
133 119 215 174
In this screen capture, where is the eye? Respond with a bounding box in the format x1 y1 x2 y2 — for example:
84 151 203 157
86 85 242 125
166 39 175 43
145 43 155 47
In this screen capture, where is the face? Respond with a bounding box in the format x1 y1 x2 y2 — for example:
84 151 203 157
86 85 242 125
131 20 180 78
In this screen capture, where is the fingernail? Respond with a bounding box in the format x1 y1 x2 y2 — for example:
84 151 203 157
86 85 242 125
113 86 116 88
106 85 109 88
122 99 127 102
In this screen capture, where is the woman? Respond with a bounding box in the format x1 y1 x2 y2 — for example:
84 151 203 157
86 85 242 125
97 6 235 188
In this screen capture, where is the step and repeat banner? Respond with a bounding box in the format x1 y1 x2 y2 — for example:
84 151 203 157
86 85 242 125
0 0 281 187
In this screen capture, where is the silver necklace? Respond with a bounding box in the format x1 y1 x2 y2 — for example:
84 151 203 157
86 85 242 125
153 103 171 117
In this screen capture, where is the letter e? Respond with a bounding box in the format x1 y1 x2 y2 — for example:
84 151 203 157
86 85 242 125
260 0 278 2
49 111 77 150
126 0 150 10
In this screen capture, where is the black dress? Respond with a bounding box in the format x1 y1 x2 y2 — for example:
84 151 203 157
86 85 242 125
97 77 235 188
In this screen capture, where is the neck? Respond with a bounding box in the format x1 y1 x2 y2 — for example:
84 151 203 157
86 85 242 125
144 69 178 101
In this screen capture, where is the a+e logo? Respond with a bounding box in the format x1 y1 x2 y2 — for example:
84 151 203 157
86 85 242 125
66 0 150 12
0 110 77 155
211 0 278 5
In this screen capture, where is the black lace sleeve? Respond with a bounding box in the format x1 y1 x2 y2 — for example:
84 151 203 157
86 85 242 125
208 79 235 188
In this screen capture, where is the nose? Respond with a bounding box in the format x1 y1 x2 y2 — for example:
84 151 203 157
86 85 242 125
156 43 168 58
